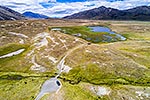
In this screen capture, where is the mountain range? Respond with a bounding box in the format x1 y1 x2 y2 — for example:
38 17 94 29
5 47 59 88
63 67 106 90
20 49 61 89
0 6 25 20
23 11 50 19
64 6 150 21
0 6 49 20
1 5 150 21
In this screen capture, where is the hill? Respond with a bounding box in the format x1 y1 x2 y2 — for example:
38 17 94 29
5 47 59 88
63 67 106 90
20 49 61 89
0 6 25 20
64 6 150 21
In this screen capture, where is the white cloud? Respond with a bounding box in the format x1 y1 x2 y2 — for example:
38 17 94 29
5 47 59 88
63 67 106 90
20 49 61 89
0 0 150 18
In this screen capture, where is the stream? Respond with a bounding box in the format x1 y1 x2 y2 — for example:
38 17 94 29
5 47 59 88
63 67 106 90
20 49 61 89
35 56 66 100
35 44 84 100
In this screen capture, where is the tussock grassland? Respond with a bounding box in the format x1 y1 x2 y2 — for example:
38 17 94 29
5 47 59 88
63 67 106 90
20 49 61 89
0 19 150 100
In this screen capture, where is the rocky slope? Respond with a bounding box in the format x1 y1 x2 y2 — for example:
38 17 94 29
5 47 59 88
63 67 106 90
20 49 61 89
0 6 25 20
64 6 150 21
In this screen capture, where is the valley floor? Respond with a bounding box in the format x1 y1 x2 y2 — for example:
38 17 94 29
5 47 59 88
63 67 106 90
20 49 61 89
0 19 150 100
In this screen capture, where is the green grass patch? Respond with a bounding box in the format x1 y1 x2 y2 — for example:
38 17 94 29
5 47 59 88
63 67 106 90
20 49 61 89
0 43 28 56
63 82 100 100
0 76 48 100
120 46 150 68
0 43 31 72
61 64 150 86
0 72 56 100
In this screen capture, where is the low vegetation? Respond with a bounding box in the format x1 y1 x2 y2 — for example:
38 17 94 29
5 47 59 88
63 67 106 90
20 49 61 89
0 19 150 100
0 43 28 56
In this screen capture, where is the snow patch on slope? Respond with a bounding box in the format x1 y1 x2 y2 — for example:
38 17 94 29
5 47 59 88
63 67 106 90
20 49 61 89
8 32 28 38
91 86 111 96
0 49 25 58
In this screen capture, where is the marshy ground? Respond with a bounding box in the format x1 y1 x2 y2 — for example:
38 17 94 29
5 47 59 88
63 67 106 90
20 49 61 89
0 19 150 100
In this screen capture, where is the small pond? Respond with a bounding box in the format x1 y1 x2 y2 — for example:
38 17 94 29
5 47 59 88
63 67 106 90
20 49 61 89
88 26 126 41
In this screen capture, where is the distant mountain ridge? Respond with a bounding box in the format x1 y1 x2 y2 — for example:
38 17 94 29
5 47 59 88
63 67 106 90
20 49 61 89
23 11 49 19
0 6 25 20
64 6 150 21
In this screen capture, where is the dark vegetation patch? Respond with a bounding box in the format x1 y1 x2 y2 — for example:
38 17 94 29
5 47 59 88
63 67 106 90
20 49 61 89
61 64 150 86
0 74 24 80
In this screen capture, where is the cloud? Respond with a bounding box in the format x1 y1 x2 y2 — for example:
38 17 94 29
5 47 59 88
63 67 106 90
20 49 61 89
48 0 57 2
0 0 150 18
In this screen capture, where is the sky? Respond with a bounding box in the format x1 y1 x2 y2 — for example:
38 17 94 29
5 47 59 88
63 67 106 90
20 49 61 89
0 0 150 18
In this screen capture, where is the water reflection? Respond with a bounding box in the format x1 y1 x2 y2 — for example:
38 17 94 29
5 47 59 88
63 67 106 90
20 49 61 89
88 26 126 41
